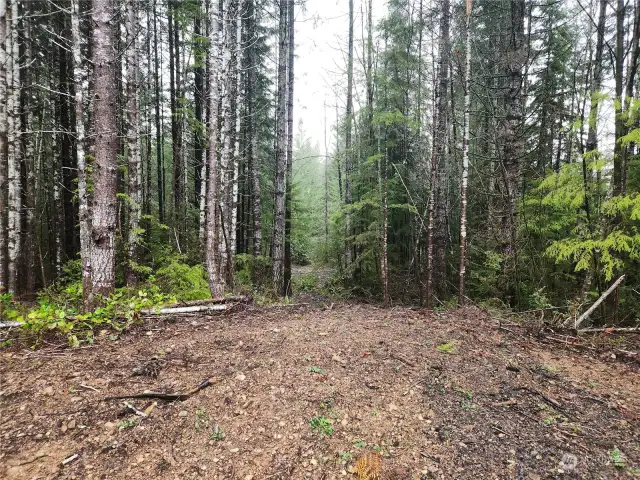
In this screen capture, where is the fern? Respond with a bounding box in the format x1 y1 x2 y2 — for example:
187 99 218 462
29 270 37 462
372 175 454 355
354 452 382 480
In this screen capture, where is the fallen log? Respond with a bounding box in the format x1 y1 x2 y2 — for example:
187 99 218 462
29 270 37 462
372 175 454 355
0 321 21 329
578 326 640 334
141 304 228 315
572 275 625 329
168 296 252 307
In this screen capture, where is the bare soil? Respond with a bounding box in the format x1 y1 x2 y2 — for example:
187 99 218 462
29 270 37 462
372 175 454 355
1 304 639 479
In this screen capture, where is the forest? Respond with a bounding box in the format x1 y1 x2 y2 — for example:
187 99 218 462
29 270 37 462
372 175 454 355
0 0 639 331
1 1 640 477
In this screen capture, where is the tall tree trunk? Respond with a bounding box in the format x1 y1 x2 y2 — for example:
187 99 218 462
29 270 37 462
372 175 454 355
7 0 21 296
284 0 294 296
71 0 91 311
272 0 287 295
0 0 6 296
168 1 183 236
126 0 142 285
499 0 526 305
21 7 36 295
248 0 261 257
206 0 222 297
344 0 354 269
153 0 164 223
88 0 119 306
612 0 625 196
425 0 450 307
458 0 473 305
194 3 205 216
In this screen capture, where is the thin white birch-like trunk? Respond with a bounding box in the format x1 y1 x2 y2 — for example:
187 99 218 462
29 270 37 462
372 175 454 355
229 1 242 280
218 0 233 286
7 0 21 296
458 0 472 305
206 0 222 297
0 0 7 295
126 0 142 285
71 0 91 309
22 9 35 293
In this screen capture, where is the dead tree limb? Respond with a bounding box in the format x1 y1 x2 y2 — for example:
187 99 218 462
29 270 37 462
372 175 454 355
573 275 625 329
104 377 221 402
141 304 228 315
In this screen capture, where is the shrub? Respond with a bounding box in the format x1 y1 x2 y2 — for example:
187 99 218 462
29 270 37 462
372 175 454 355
154 256 210 301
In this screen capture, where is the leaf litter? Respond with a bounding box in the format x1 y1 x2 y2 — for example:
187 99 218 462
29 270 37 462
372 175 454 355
0 304 638 479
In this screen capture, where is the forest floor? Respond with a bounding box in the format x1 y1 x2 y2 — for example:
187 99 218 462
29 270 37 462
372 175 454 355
1 297 640 479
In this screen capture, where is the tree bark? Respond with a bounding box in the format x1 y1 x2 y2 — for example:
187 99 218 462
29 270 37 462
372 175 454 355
153 0 164 223
248 0 261 257
126 0 142 285
499 0 526 305
272 0 288 295
71 0 91 310
88 0 119 306
284 0 294 296
458 0 472 305
7 0 21 296
344 0 354 269
206 0 222 297
0 0 6 295
425 0 450 307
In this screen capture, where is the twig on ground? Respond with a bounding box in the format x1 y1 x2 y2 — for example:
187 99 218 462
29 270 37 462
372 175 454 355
490 399 517 407
389 353 416 367
79 384 100 392
123 401 148 417
104 377 221 402
61 454 79 466
514 386 566 412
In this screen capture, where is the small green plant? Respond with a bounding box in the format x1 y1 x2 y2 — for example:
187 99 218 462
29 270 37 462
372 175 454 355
436 341 457 353
195 408 209 432
461 400 475 410
610 448 625 468
293 273 319 292
118 419 138 431
309 416 334 436
210 424 225 441
371 410 378 417
353 440 367 448
339 451 352 462
308 366 325 374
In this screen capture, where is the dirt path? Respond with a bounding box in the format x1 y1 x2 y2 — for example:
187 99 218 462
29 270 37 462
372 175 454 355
1 305 638 479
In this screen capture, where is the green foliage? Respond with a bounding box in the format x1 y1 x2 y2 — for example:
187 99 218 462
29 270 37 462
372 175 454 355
9 285 172 347
234 254 271 289
118 419 138 431
309 416 334 436
154 255 210 301
292 273 318 292
436 341 457 353
610 447 626 468
308 366 325 374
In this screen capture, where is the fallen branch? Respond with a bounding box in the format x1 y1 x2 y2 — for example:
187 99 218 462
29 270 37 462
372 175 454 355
389 353 416 367
168 296 252 307
514 386 565 412
0 321 21 329
572 275 625 329
490 399 517 407
141 304 227 315
578 326 640 334
104 377 221 402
